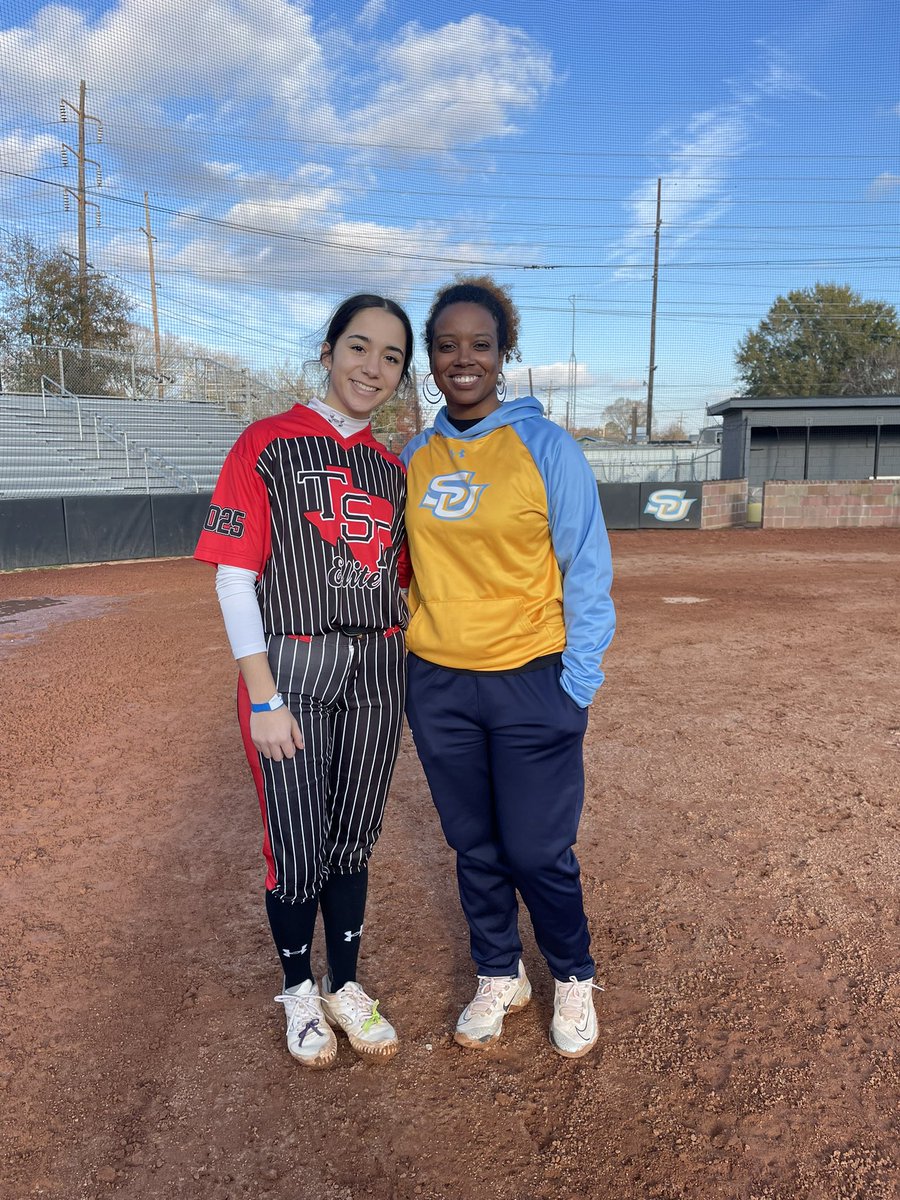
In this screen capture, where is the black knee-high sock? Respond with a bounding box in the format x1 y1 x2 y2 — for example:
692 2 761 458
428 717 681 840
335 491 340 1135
265 890 318 989
319 868 369 992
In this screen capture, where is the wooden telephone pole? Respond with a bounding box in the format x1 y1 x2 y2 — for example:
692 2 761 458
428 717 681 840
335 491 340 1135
140 192 164 397
61 80 103 350
646 177 662 442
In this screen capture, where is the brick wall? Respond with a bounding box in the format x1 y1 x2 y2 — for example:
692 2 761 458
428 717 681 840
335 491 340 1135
701 479 748 528
762 480 900 528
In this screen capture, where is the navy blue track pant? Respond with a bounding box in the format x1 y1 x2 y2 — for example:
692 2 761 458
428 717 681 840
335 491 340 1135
406 653 595 982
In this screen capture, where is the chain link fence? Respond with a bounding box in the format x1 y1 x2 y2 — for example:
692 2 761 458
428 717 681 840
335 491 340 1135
0 343 296 419
580 442 721 484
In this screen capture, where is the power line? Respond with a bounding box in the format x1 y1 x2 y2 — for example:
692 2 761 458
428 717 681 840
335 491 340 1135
14 108 900 157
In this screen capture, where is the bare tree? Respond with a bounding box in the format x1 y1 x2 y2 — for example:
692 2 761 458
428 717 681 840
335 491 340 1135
839 345 900 395
600 397 647 442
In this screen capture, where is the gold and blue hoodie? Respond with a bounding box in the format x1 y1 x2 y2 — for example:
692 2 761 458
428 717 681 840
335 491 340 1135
401 396 615 707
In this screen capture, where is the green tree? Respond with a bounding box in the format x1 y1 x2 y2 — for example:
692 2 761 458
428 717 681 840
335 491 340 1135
0 233 133 394
735 283 900 397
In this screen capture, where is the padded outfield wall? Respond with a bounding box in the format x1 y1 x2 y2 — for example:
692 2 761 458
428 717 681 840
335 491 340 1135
1 483 724 569
0 494 214 570
4 479 895 570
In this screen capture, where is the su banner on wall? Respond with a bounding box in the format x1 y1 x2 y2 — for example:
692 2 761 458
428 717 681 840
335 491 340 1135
637 483 703 529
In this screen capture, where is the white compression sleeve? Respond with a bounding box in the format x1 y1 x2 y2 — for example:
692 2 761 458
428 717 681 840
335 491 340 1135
215 564 267 660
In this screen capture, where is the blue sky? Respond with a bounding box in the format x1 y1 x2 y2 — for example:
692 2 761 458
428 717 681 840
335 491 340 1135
1 0 898 432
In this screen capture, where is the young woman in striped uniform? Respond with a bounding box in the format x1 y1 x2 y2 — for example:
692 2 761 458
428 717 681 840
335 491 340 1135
196 295 413 1068
402 277 616 1058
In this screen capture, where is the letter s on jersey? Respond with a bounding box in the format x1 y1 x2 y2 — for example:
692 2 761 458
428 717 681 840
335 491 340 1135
204 504 247 538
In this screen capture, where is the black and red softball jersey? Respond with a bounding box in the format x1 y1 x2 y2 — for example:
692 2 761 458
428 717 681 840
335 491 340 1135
195 405 410 636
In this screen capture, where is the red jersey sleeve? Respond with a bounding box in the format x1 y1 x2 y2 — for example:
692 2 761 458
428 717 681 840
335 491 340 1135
194 442 271 572
397 537 411 589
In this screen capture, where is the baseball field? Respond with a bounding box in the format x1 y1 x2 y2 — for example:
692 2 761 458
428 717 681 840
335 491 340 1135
1 528 897 1200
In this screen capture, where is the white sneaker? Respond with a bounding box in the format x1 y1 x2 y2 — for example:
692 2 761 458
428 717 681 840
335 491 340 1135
454 961 532 1049
274 979 338 1069
549 976 603 1058
320 977 399 1060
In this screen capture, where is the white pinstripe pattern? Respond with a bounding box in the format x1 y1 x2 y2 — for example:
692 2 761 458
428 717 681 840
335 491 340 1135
210 422 410 903
255 434 407 636
261 631 406 902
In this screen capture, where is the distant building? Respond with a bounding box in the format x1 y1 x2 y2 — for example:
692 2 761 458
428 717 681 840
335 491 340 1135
706 395 900 484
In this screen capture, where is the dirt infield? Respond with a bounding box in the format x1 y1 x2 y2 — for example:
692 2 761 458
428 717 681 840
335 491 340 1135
1 529 898 1200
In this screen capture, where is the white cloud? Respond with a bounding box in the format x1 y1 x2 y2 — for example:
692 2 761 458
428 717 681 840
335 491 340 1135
506 362 597 392
0 0 331 115
348 15 553 152
357 0 386 28
0 0 557 341
742 49 823 101
0 130 58 183
868 172 900 199
609 49 816 278
128 206 497 298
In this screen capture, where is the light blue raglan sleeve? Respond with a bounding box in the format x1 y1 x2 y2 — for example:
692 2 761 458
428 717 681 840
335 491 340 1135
519 421 615 707
400 429 432 469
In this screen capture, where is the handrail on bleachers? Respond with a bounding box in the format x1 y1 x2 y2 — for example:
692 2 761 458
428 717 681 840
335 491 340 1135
30 382 200 494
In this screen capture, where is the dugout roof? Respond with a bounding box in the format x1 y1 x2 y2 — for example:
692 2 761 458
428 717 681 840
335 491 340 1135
706 396 900 484
707 395 900 426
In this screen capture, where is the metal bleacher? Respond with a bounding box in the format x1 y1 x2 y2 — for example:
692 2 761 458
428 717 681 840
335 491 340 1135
0 388 246 498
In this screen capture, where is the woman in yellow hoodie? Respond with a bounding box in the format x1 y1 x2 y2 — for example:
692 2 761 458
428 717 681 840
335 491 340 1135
402 276 616 1058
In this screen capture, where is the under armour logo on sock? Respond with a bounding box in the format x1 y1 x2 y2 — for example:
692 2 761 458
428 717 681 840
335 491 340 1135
281 944 309 957
343 926 363 943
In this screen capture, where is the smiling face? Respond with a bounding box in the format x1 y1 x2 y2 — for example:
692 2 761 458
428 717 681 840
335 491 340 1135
430 301 503 421
321 307 408 421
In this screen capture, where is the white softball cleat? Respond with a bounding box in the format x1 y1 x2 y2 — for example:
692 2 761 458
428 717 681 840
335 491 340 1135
320 977 399 1060
549 976 603 1059
274 979 338 1069
454 960 532 1049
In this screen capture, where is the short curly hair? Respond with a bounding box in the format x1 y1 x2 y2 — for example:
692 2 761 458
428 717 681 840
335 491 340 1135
424 275 522 364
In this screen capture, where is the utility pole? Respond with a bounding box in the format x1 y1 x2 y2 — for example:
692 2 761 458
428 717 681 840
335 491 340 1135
630 403 639 444
61 80 103 350
646 176 661 443
566 295 577 432
545 381 554 420
140 191 164 398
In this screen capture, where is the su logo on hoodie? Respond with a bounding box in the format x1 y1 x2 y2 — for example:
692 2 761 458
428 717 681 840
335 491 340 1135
419 470 490 521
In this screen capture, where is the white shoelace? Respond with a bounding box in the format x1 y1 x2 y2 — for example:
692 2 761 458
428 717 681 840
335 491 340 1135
335 981 373 1019
274 990 324 1041
467 974 515 1016
557 977 604 1021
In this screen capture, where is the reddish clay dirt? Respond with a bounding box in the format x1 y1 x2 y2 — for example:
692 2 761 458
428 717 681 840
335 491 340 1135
1 529 898 1200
